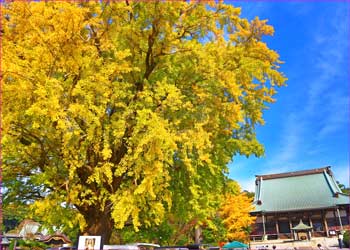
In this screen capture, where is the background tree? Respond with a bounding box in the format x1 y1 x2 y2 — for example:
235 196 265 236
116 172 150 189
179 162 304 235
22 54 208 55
2 0 286 244
219 188 255 243
243 191 255 199
337 182 350 195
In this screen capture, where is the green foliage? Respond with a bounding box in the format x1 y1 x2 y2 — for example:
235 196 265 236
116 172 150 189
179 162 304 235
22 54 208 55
343 230 349 248
116 222 173 245
337 182 350 195
202 216 227 244
117 218 195 245
243 191 255 199
224 179 241 196
9 239 47 250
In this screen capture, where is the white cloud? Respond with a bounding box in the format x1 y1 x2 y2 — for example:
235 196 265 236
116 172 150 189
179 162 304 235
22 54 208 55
306 6 348 117
317 92 349 138
271 4 349 167
264 113 302 169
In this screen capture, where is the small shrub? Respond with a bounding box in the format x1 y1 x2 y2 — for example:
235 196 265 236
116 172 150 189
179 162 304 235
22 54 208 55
9 239 47 250
343 230 349 248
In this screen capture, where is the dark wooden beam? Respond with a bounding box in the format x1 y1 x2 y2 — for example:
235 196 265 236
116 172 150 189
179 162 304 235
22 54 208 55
322 210 329 237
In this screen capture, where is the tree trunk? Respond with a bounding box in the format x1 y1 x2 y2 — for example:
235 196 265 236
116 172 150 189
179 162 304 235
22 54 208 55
81 208 114 246
195 226 202 244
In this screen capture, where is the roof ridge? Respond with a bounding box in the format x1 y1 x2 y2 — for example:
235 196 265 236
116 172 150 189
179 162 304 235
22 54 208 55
255 166 331 180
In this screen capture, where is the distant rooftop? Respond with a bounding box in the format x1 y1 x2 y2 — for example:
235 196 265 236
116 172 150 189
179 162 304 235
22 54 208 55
252 166 350 213
255 167 332 180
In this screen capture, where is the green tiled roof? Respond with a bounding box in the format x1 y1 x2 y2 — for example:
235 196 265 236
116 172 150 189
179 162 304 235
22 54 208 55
252 167 350 213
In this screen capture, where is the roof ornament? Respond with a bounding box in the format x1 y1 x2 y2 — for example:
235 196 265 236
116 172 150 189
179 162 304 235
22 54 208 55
291 219 312 230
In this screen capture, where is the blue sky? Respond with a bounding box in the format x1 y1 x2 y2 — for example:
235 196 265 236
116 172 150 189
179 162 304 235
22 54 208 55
227 1 349 191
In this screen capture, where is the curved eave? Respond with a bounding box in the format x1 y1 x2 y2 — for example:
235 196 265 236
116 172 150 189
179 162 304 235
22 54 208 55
250 205 340 214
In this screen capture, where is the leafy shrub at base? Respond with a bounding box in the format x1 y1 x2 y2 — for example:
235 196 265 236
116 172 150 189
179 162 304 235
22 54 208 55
343 230 349 248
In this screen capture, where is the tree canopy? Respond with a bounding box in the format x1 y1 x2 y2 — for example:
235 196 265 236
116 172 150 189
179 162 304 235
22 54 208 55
2 0 286 243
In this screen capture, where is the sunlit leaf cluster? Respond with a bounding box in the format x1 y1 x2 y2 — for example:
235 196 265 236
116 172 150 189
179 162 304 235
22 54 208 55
219 189 255 243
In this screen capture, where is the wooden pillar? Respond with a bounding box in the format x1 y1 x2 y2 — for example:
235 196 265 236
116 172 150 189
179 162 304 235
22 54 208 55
322 210 329 237
275 216 280 239
333 209 338 228
262 213 266 238
336 207 343 230
309 214 314 237
288 213 293 239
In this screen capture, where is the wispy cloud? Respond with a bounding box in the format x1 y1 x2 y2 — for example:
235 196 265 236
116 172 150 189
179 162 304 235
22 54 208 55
306 6 348 117
274 4 348 162
228 2 349 189
310 10 348 143
262 113 303 173
317 92 349 138
255 3 348 175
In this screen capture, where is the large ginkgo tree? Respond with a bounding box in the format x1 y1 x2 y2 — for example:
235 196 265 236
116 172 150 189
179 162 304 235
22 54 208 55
2 0 286 244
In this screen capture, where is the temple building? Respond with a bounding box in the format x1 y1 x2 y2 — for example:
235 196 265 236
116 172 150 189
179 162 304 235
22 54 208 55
250 167 350 241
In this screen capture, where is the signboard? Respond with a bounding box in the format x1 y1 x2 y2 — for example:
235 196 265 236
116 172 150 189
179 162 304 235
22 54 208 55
78 236 102 250
329 230 337 236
